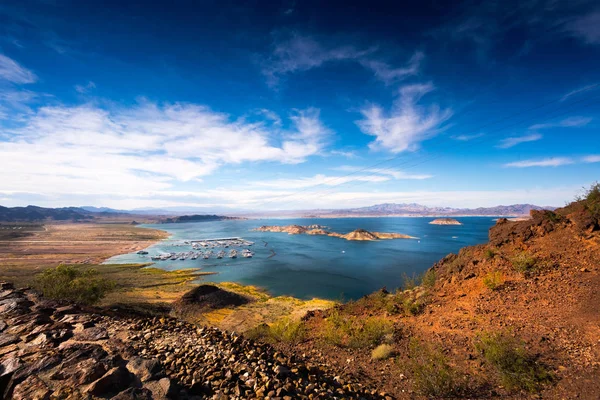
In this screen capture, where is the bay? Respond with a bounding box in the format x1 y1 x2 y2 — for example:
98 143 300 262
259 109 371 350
106 217 496 300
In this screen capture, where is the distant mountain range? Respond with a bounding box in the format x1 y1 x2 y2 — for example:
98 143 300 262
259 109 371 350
309 203 555 217
0 202 555 222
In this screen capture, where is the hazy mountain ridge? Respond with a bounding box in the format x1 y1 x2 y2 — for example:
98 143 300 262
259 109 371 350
318 203 555 217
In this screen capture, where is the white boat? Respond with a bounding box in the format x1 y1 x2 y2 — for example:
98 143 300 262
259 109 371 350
229 249 237 258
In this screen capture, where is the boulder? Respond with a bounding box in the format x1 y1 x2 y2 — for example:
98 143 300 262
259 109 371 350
126 357 162 382
11 374 51 400
86 366 135 397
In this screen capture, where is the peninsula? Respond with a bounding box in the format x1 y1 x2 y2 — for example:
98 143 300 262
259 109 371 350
429 218 462 225
253 225 416 241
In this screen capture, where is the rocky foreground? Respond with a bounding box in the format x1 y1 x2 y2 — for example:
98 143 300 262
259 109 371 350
0 282 388 399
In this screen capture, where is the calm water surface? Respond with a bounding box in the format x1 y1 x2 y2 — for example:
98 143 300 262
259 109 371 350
106 217 495 300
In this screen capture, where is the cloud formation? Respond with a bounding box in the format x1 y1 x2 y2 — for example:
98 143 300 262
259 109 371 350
497 133 542 149
0 101 332 197
356 83 452 153
504 157 574 168
564 10 600 44
262 34 422 87
0 54 37 84
75 81 96 93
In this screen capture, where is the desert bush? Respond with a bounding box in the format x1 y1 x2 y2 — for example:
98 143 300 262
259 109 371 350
245 317 305 344
34 264 114 305
475 331 553 392
402 297 426 316
402 272 421 290
511 252 538 276
484 248 496 260
372 344 395 360
483 270 504 290
321 309 394 348
577 182 600 219
407 339 459 397
422 269 436 288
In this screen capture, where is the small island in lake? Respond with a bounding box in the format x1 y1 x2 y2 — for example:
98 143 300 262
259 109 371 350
253 225 416 241
429 218 462 225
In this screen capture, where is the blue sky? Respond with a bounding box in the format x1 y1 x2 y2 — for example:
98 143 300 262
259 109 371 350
0 0 599 210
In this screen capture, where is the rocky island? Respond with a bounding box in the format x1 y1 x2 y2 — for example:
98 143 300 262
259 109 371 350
429 218 462 225
253 225 416 241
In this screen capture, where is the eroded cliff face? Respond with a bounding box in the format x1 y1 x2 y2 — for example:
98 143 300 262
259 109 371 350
0 282 386 400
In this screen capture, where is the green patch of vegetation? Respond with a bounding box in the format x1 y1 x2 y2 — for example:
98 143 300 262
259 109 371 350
422 269 436 288
401 272 421 290
577 182 600 220
321 309 394 348
34 264 115 305
545 211 562 223
475 331 553 392
372 344 395 360
402 297 426 316
483 270 504 290
511 252 538 276
407 339 460 397
245 317 306 344
484 248 496 260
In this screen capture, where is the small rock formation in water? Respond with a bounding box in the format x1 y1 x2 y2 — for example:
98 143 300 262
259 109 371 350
429 218 462 225
253 226 415 241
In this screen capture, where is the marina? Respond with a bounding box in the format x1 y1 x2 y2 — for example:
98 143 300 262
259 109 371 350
144 237 254 263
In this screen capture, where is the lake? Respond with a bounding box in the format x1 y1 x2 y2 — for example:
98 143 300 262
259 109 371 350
106 217 496 300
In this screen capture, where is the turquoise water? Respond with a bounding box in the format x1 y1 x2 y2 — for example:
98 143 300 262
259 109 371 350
106 217 496 300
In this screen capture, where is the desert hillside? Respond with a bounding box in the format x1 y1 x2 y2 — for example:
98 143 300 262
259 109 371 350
252 193 600 399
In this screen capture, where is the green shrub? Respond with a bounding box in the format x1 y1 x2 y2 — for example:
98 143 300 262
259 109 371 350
372 344 394 360
483 270 504 290
402 297 425 316
402 272 421 290
407 339 459 397
484 248 496 260
34 264 114 305
245 317 305 344
422 269 436 288
320 309 394 348
511 252 537 276
578 182 600 219
475 331 553 392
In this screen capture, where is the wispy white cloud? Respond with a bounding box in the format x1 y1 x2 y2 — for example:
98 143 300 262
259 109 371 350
356 82 452 153
564 11 600 45
262 34 422 87
0 54 37 84
0 101 333 197
497 133 542 149
561 83 599 101
75 81 96 93
504 157 575 168
582 155 600 163
529 116 592 130
359 51 424 85
335 165 432 180
249 174 390 189
330 150 358 158
451 133 485 141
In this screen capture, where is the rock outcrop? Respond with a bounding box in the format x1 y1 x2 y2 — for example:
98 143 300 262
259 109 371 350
429 218 462 225
254 226 415 241
0 282 386 399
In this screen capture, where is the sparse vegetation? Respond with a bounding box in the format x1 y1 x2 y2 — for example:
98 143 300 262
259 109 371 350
483 270 504 290
422 269 436 288
511 252 538 276
34 264 114 305
407 339 460 397
245 317 306 344
372 344 395 360
321 309 394 348
484 248 496 259
577 182 600 220
401 272 421 290
475 331 553 392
